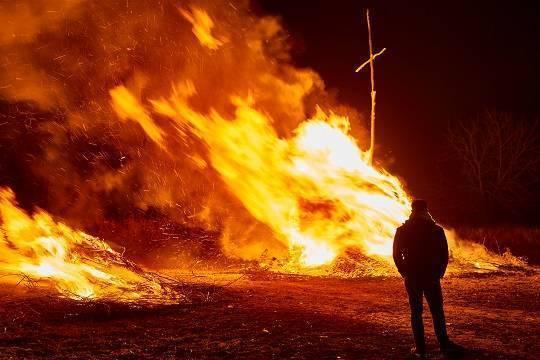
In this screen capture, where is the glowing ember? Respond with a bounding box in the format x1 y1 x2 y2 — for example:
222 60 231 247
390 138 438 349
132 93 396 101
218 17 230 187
0 188 179 302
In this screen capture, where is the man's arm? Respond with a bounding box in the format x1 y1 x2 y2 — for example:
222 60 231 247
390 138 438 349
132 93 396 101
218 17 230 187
393 228 406 277
437 227 449 278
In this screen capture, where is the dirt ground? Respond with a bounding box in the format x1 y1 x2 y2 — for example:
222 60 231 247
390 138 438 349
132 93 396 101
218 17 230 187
0 272 538 359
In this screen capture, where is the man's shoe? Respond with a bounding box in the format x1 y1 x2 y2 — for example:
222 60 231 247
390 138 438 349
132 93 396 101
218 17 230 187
440 340 465 354
410 346 426 358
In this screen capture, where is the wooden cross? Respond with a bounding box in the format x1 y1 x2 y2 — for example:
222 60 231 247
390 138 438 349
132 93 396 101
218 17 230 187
355 9 386 165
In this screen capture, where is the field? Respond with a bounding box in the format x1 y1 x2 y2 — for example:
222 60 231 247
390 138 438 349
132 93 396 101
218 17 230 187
0 271 538 359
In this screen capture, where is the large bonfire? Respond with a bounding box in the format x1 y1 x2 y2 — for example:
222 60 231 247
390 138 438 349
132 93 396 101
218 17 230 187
0 1 520 301
111 85 411 268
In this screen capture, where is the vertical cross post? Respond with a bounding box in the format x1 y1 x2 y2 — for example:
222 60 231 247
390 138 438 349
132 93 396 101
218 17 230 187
366 9 376 165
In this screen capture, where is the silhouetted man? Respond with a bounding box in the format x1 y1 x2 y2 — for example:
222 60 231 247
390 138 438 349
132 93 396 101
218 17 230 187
393 199 462 358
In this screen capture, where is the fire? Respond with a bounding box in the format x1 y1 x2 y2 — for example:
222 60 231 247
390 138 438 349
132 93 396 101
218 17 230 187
110 86 166 148
0 188 178 302
0 0 521 286
179 6 223 50
111 84 411 268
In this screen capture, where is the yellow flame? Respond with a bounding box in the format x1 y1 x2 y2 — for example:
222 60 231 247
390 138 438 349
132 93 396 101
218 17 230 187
179 6 223 50
110 86 166 148
0 188 176 302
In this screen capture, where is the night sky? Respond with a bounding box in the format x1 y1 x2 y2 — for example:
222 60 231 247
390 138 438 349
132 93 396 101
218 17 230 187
258 1 540 205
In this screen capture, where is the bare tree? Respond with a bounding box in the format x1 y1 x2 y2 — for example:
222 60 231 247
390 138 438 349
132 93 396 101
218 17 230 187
448 110 540 216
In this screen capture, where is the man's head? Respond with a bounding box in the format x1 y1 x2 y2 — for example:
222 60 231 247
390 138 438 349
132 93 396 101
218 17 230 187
412 199 428 212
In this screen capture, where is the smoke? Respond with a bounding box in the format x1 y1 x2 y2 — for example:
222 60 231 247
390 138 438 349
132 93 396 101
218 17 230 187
0 0 84 107
0 0 367 262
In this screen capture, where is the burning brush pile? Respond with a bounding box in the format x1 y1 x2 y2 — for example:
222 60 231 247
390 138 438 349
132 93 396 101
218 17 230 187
0 188 188 303
0 1 526 302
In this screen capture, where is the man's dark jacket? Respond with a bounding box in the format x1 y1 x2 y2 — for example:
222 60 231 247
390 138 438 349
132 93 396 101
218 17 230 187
393 215 449 280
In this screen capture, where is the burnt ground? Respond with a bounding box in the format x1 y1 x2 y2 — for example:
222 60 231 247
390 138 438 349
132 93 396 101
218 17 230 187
0 272 538 359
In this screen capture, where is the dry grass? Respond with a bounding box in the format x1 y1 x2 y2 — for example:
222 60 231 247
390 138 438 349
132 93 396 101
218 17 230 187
455 226 540 264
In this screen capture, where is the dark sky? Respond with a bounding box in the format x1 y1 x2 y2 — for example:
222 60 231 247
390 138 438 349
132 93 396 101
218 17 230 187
257 1 540 201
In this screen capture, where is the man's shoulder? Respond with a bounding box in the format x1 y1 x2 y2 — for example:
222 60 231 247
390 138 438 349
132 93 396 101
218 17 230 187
396 222 408 232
